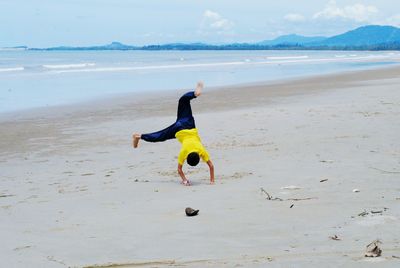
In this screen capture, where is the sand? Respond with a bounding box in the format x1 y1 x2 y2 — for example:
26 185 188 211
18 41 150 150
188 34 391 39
1 66 400 267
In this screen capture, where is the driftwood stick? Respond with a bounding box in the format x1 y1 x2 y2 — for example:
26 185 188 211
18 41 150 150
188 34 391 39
370 167 400 174
260 188 316 202
0 194 15 198
260 187 272 200
286 197 317 201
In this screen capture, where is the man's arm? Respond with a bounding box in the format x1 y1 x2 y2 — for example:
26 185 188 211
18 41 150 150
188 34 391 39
207 160 215 184
177 164 189 185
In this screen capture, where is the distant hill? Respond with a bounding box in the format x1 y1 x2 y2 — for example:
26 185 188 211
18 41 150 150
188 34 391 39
0 45 28 51
259 34 327 45
309 25 400 47
104 41 136 49
147 26 400 49
31 41 138 51
24 25 400 51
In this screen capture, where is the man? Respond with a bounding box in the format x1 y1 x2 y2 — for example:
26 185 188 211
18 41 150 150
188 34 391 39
132 81 214 186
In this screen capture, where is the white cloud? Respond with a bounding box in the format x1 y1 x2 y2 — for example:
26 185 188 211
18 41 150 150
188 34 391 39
313 0 378 22
373 13 400 27
284 13 305 22
385 14 400 26
201 10 234 31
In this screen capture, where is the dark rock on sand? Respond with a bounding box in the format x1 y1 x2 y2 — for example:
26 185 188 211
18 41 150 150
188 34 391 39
185 207 199 217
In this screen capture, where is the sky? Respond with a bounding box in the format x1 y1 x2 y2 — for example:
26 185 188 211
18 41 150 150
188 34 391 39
1 0 399 47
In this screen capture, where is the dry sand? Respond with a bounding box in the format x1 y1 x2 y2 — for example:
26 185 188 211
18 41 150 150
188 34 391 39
1 66 400 267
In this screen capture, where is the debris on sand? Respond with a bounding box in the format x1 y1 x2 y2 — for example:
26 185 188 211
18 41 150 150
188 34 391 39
353 189 360 193
358 211 369 217
369 167 400 174
365 240 382 257
354 208 388 218
320 159 334 163
370 210 383 214
329 235 341 241
281 185 302 190
320 179 328 183
286 197 317 201
260 188 316 202
0 194 15 198
260 188 283 201
260 188 272 199
185 207 199 217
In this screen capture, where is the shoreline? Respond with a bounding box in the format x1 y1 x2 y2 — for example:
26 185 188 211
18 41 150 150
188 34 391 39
1 63 400 123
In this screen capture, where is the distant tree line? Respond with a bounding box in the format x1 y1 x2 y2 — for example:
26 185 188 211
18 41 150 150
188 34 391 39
141 43 400 51
29 42 400 51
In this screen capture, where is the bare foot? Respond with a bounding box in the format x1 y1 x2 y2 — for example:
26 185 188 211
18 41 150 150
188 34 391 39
132 134 141 148
195 81 203 97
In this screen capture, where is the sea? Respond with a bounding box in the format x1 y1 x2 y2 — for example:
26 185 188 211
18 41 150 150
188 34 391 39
1 50 400 114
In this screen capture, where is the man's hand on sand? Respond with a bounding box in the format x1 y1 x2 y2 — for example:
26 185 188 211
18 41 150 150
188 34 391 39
195 81 203 97
181 179 191 186
132 134 141 148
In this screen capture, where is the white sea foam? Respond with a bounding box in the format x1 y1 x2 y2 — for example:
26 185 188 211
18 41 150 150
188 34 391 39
42 63 95 69
49 54 397 74
51 61 247 73
267 55 309 60
0 67 24 72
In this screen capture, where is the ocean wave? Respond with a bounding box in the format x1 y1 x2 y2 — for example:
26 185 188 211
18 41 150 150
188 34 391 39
48 54 399 74
50 61 246 73
42 63 96 69
266 55 309 60
263 55 391 64
0 67 24 72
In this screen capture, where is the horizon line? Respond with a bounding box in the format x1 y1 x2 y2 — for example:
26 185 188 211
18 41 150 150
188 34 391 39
2 24 399 49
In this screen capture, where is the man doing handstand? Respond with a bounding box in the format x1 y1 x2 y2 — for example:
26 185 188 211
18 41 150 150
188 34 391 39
132 81 214 186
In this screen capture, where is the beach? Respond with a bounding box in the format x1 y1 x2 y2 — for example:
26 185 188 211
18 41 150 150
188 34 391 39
1 66 400 267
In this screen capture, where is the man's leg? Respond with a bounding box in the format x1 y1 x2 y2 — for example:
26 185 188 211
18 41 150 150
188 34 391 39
176 81 203 121
177 92 196 120
133 82 203 148
133 122 178 148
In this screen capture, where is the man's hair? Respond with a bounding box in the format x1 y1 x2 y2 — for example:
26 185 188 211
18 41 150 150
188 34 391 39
187 152 200 166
